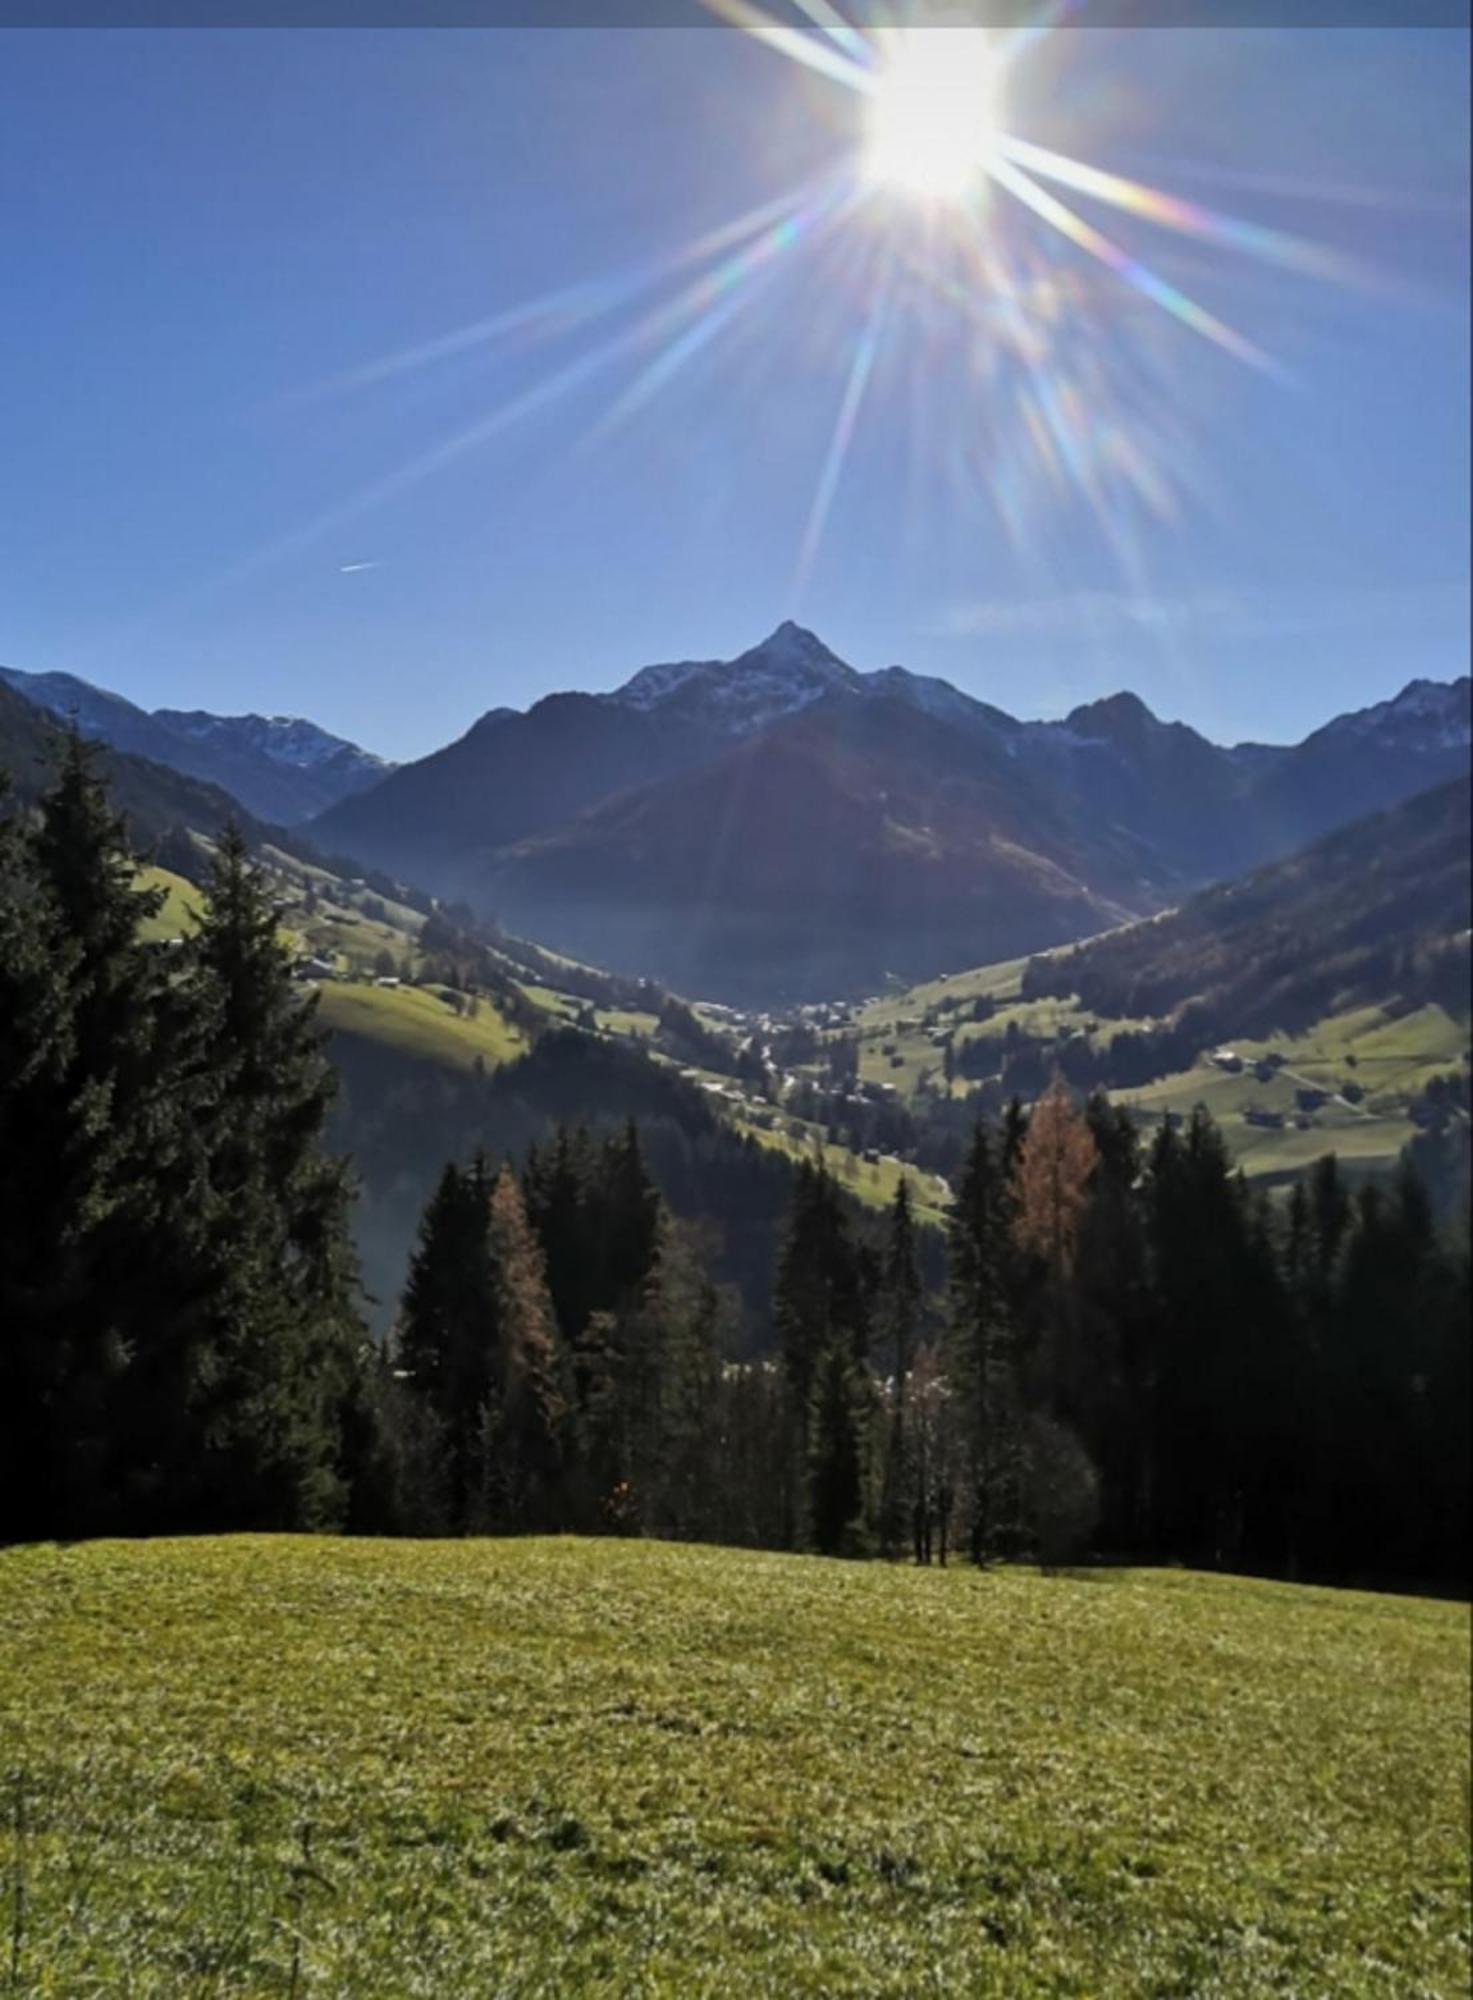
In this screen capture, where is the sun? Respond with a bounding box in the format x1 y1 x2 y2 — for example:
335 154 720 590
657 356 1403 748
863 29 1003 203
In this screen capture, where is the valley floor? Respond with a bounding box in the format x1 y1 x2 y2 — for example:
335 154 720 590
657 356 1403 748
0 1538 1466 1995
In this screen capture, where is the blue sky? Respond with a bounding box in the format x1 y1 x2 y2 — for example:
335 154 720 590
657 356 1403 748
1 25 1467 757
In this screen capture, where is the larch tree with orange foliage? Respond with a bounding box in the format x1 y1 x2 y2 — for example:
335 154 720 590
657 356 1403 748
1012 1076 1099 1283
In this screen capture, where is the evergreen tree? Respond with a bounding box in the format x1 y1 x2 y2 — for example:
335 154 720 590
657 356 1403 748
523 1126 595 1349
1068 1093 1151 1551
0 735 177 1536
168 826 365 1530
0 783 83 1538
877 1177 922 1558
947 1120 1021 1561
773 1158 867 1543
397 1157 494 1522
1141 1108 1264 1565
640 1221 724 1539
805 1337 870 1556
599 1119 662 1303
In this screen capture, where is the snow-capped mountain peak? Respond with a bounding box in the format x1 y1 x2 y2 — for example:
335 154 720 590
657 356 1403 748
611 656 722 713
154 708 391 776
861 662 1011 734
608 623 860 738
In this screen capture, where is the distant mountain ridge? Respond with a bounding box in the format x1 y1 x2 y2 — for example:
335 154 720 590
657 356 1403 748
312 622 1468 1000
1023 771 1472 1041
0 675 287 855
4 629 1466 1003
0 666 392 825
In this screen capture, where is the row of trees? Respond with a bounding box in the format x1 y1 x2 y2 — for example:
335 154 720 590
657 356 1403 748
387 1084 1468 1587
785 1087 1467 1584
386 1129 732 1539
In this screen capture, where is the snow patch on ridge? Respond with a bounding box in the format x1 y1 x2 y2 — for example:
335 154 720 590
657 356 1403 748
156 709 392 774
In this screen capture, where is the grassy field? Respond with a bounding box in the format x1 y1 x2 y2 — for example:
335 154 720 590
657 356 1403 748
135 863 202 942
316 980 526 1072
850 945 1468 1183
0 1539 1465 1997
732 1107 952 1227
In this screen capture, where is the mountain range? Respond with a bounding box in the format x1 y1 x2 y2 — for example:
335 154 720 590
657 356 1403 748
0 665 391 825
311 622 1469 999
0 674 295 856
2 626 1467 1002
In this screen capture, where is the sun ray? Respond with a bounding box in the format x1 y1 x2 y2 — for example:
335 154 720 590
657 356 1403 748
790 284 887 604
581 180 855 446
199 3 1373 609
1000 135 1369 284
288 182 827 408
989 155 1280 374
700 0 874 96
785 0 875 70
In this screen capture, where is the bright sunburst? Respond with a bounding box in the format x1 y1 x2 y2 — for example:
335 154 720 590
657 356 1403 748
262 7 1370 611
863 28 1002 202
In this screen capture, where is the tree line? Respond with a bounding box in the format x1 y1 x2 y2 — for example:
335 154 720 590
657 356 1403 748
379 1084 1468 1590
1 745 1466 1589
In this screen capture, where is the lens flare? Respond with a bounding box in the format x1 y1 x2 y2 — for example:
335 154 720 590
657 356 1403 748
863 29 1002 201
238 7 1366 618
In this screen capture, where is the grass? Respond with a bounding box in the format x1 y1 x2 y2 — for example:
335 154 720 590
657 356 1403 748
0 1538 1465 1996
135 864 201 942
854 959 1154 1105
316 981 526 1072
728 1103 951 1227
851 947 1468 1184
595 1008 661 1039
518 983 583 1020
861 954 1031 1026
1234 1002 1469 1103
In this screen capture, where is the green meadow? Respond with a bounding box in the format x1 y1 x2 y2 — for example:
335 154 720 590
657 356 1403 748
1 1538 1466 1997
315 980 526 1072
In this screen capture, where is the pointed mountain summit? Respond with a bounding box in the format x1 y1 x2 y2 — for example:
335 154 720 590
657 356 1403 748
1064 690 1169 742
610 621 860 737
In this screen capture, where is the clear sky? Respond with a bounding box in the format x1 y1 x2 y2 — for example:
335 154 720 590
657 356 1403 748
1 24 1467 757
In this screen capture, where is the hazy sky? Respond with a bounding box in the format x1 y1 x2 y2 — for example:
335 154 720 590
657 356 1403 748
2 25 1467 756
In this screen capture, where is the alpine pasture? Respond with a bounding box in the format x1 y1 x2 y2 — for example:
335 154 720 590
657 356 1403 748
1 1537 1466 1996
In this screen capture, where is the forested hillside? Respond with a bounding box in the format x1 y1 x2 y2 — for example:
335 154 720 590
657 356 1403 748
2 742 1466 1591
1023 774 1471 1033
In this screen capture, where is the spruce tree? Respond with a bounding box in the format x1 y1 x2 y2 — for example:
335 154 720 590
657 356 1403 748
2 734 177 1536
773 1158 867 1544
1074 1093 1150 1551
399 1155 498 1524
400 1155 568 1531
171 826 365 1530
524 1125 597 1349
877 1177 922 1558
0 785 83 1538
639 1220 723 1539
947 1120 1021 1562
599 1120 662 1303
805 1337 869 1556
1141 1106 1259 1565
